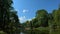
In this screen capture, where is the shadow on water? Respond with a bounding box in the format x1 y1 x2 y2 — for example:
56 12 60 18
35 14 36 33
20 30 49 34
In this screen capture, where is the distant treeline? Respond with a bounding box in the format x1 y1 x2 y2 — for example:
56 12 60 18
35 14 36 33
22 5 60 34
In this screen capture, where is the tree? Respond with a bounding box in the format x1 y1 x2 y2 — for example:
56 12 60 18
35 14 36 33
0 0 13 32
36 9 48 27
9 10 20 34
30 18 38 28
52 7 60 30
0 0 20 34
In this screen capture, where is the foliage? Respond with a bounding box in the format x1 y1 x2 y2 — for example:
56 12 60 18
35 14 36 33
0 0 20 34
22 5 60 34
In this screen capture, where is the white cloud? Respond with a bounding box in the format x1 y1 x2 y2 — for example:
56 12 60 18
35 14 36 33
28 17 35 21
28 19 32 21
22 9 28 13
19 16 27 23
19 16 35 23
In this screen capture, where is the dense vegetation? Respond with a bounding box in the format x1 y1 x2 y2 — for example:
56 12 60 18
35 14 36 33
0 0 20 34
0 0 60 34
22 5 60 34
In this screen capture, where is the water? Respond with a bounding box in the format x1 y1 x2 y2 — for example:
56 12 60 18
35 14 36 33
20 30 49 34
20 32 24 34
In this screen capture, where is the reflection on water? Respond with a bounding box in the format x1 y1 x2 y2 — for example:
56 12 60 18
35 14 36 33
20 30 49 34
20 32 24 34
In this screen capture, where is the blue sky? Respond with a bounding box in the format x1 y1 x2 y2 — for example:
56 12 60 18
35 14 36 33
13 0 60 23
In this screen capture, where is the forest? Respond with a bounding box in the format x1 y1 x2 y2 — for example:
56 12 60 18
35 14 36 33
0 0 60 34
0 0 21 34
21 5 60 34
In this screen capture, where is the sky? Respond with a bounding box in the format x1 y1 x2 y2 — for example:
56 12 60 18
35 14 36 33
13 0 60 23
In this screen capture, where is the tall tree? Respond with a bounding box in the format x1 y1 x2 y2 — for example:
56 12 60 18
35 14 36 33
0 0 13 31
52 7 60 30
0 0 20 34
36 9 48 27
10 10 20 34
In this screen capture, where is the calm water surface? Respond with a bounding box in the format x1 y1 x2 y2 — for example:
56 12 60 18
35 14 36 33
20 30 49 34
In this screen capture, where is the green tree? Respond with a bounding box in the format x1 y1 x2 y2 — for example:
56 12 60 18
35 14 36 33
0 0 13 32
30 18 38 28
36 9 48 27
9 10 20 34
52 8 60 30
0 0 20 34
